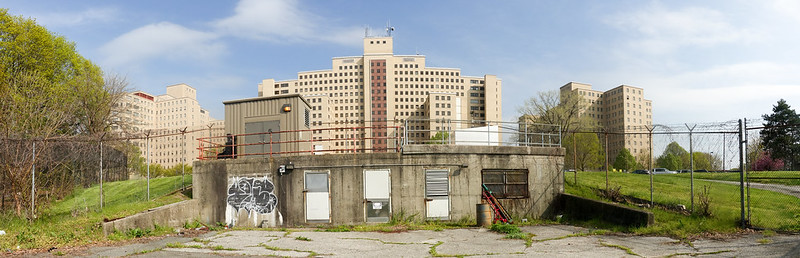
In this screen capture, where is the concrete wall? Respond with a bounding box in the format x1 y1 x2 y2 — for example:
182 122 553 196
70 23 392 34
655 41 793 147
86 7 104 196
193 145 564 228
102 199 199 236
560 193 654 227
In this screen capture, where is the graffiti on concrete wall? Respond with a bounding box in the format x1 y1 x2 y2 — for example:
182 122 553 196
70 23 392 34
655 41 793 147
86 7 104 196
227 176 277 214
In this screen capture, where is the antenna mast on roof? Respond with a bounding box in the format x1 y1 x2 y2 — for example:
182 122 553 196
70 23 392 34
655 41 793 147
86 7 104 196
386 20 394 37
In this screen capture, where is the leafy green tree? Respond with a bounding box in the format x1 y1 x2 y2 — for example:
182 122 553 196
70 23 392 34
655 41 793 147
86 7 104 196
761 99 800 170
427 131 449 144
662 141 690 168
0 9 126 216
563 133 604 171
691 152 712 171
613 148 637 172
656 153 682 171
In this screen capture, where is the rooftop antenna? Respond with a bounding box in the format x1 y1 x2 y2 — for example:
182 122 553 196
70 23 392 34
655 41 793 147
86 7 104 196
386 20 394 37
365 26 369 37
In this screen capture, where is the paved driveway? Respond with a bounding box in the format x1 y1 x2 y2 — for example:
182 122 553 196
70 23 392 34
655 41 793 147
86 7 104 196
76 225 799 257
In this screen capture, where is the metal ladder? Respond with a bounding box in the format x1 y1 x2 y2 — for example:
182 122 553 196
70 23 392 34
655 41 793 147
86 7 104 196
482 184 512 224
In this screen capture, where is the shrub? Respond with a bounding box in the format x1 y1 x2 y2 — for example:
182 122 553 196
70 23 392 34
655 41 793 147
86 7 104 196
490 223 520 234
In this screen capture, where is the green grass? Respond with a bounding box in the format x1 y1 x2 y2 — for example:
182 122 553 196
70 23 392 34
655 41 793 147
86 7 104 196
0 175 191 250
565 171 800 236
677 171 800 186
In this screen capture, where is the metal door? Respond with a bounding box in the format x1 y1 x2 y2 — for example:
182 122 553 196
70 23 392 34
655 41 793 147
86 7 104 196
425 169 450 219
244 120 280 157
305 171 330 222
364 169 391 222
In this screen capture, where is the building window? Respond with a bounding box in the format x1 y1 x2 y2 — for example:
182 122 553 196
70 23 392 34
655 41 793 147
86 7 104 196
481 169 528 199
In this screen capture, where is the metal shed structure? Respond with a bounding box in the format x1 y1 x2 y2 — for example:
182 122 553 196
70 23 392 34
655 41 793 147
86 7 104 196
223 94 312 158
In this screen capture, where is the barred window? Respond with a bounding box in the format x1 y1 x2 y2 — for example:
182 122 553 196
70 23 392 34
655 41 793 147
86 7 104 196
481 169 528 199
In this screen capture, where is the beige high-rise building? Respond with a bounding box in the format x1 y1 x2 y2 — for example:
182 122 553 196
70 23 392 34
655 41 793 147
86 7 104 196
257 35 502 153
560 82 653 161
116 83 225 167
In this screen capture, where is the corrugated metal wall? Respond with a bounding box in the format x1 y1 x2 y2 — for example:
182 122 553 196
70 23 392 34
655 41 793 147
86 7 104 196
224 95 311 157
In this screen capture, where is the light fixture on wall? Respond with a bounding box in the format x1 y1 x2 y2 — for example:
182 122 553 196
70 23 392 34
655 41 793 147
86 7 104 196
281 104 292 112
278 162 295 176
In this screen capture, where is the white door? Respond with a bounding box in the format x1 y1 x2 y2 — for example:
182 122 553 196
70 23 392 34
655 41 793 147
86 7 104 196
305 171 330 222
364 169 391 222
426 169 450 219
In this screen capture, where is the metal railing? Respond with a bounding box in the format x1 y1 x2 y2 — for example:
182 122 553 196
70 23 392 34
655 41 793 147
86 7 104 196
197 124 404 160
197 119 561 159
402 119 561 147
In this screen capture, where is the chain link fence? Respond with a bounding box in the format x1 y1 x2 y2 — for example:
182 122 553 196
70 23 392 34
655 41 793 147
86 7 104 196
0 130 204 218
566 119 800 231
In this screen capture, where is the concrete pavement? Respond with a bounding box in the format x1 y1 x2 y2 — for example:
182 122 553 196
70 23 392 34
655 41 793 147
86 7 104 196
69 225 800 257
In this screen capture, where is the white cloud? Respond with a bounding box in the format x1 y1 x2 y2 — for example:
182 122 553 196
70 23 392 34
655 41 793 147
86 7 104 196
213 0 362 46
771 0 800 22
99 22 225 67
606 3 753 54
30 7 119 28
639 61 800 123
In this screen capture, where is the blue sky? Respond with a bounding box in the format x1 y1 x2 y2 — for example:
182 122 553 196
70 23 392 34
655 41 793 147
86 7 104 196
5 0 800 127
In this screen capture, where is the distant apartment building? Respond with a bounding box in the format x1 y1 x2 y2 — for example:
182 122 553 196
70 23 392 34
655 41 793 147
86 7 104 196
560 82 653 160
116 83 225 167
256 34 502 152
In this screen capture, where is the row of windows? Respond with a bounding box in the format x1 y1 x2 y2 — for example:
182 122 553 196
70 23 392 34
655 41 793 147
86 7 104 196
336 65 363 71
395 77 465 83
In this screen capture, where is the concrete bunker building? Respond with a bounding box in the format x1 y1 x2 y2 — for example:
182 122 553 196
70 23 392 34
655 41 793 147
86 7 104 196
187 34 566 228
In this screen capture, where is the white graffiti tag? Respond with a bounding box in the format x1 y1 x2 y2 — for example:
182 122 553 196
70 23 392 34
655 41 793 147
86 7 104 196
226 177 277 214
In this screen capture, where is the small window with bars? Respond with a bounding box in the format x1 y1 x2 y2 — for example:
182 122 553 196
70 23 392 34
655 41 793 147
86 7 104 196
481 169 528 199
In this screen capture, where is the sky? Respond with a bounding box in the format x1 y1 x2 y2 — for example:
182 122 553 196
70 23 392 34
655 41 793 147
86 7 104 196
4 0 800 128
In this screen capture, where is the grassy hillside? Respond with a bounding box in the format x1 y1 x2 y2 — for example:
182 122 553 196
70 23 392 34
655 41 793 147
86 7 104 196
565 172 800 236
0 176 191 250
676 171 800 186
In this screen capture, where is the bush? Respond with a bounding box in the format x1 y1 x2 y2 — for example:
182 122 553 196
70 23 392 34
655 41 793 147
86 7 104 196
695 185 713 217
490 223 520 234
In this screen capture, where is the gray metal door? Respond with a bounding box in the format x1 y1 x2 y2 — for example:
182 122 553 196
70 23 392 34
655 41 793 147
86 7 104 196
244 120 280 157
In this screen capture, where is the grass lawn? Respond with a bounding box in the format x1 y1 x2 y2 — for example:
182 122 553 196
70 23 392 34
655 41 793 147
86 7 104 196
565 171 800 237
676 171 800 186
0 175 191 250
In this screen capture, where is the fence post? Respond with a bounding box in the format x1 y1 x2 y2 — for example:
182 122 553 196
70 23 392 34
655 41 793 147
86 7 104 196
738 119 746 228
604 130 609 191
31 141 36 219
646 125 655 208
146 131 151 201
689 127 693 212
100 138 104 209
181 127 187 192
573 132 577 184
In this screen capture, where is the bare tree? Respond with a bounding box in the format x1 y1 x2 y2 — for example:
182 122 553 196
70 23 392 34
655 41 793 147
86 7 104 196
517 90 597 135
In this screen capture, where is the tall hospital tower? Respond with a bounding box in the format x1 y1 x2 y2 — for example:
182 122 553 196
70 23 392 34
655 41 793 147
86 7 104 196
257 34 502 153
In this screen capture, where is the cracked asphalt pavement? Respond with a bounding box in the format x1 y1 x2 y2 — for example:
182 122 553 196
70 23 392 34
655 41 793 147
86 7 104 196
75 225 799 257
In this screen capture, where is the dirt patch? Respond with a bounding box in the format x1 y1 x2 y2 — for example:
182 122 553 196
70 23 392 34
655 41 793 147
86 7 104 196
596 188 691 215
